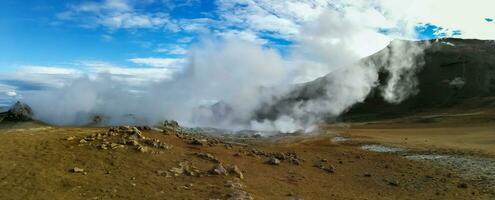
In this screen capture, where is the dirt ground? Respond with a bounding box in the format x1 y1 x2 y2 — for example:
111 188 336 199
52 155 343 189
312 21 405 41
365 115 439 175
0 113 494 199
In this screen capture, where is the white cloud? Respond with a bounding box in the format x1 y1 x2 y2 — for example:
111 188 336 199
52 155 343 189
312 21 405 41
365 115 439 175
127 57 185 68
155 45 188 55
6 91 17 97
58 0 177 30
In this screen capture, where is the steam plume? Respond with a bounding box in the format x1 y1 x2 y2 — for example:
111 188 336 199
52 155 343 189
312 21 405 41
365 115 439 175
22 8 427 133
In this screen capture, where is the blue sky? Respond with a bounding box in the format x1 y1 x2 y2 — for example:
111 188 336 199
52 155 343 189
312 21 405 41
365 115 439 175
1 0 494 107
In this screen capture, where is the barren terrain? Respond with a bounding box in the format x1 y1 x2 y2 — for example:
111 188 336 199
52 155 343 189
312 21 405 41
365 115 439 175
0 109 494 200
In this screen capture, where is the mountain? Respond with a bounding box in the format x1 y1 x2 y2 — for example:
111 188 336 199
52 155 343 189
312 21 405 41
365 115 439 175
254 38 495 122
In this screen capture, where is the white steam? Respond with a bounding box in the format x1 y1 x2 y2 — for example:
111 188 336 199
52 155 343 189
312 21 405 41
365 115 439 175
23 7 427 133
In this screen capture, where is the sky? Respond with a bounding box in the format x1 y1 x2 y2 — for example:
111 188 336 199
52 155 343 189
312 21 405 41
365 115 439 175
1 0 495 107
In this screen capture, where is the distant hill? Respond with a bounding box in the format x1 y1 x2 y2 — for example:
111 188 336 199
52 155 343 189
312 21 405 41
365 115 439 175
254 38 495 122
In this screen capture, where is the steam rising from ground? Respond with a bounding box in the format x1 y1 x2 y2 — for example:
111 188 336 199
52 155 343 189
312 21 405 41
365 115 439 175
23 8 427 134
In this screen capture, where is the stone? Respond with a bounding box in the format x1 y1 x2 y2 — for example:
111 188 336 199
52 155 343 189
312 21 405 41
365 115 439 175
66 136 76 141
190 138 207 146
71 167 84 173
110 143 121 149
195 152 221 163
98 144 108 150
137 145 148 153
388 179 400 186
267 157 281 165
227 165 244 179
79 139 87 144
169 167 184 176
209 164 228 176
127 140 139 146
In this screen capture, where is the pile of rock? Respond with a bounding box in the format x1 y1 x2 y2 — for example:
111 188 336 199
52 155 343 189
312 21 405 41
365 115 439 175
243 148 304 165
168 161 201 177
75 125 172 153
208 163 244 180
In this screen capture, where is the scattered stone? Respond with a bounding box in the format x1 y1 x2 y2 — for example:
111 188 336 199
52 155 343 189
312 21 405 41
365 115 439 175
79 139 87 144
195 152 221 163
66 136 76 141
267 157 281 165
225 179 253 200
227 190 254 200
169 162 199 177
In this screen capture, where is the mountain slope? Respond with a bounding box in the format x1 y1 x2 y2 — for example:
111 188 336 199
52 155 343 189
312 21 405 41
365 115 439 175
254 38 495 122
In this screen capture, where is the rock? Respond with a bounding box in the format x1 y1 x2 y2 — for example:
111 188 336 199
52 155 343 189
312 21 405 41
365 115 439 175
71 167 84 173
136 145 148 153
127 139 139 146
190 138 207 146
314 162 335 173
169 162 198 177
169 167 184 176
110 143 122 149
195 152 221 163
388 179 400 186
4 101 33 121
267 157 281 165
98 144 108 150
227 190 254 200
364 173 372 177
324 165 336 173
66 136 76 141
128 127 144 140
227 165 244 179
79 139 87 144
209 164 229 176
163 120 180 130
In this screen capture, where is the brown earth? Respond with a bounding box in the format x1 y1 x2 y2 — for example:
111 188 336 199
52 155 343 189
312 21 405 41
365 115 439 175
0 114 494 200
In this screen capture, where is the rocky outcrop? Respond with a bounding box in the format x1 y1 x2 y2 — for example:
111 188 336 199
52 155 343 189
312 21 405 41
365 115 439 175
3 101 33 121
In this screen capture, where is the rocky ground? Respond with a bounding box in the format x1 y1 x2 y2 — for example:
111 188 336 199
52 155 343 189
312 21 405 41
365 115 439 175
0 117 494 200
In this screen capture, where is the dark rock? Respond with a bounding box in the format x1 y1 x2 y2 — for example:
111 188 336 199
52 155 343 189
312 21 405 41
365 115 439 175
4 101 33 121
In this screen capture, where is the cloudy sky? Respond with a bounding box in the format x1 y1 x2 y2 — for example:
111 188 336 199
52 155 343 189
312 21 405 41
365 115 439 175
1 0 494 107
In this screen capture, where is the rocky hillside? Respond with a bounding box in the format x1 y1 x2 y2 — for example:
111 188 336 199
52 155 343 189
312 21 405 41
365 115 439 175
344 38 495 121
255 38 495 122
